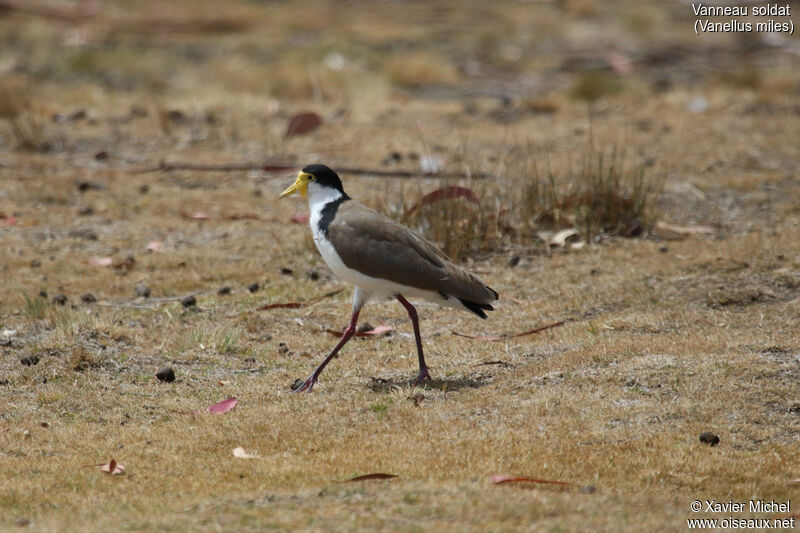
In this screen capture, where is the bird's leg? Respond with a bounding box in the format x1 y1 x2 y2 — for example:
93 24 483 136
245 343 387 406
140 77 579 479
395 294 431 384
294 309 360 393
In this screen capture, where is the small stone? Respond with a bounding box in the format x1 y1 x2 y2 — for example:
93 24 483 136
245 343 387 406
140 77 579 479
252 189 263 197
579 485 597 494
307 269 320 281
30 259 41 268
77 206 94 216
280 267 293 276
51 294 67 306
134 283 151 298
38 290 47 299
356 322 374 334
659 245 669 253
248 282 260 293
76 181 105 192
20 356 39 366
138 184 150 194
94 151 109 161
15 517 31 527
278 342 289 355
80 293 96 303
156 366 175 383
181 295 197 307
40 422 49 428
507 255 520 267
290 378 303 391
699 432 720 446
218 286 231 295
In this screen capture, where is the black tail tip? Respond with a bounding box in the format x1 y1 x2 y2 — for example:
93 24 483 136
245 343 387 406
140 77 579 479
459 298 495 319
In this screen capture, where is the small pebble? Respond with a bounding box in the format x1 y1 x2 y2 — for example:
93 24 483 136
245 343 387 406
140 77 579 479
248 282 260 293
659 245 669 253
94 151 109 161
77 206 94 216
138 184 150 194
38 290 48 299
699 432 720 446
290 378 303 391
20 356 39 366
76 181 105 192
181 295 197 307
156 366 175 383
507 255 520 267
280 267 294 276
579 485 597 494
218 286 231 295
307 269 320 281
278 342 289 355
80 293 96 303
134 283 151 298
51 294 67 306
15 517 31 527
30 259 41 268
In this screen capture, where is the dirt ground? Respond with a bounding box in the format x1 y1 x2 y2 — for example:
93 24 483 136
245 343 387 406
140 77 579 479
1 1 799 531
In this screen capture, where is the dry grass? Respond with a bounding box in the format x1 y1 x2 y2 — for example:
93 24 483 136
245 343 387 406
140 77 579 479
2 1 800 532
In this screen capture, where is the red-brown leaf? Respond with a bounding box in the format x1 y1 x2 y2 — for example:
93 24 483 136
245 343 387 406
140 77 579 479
346 473 398 482
453 320 566 342
285 112 322 137
405 186 480 216
180 210 211 220
88 256 113 267
208 397 237 414
491 474 572 486
290 213 309 224
98 459 126 475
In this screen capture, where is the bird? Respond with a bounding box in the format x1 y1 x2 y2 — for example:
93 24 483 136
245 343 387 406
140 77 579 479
280 164 498 392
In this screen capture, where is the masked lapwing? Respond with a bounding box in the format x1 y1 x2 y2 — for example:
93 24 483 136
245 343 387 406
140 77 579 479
280 164 498 392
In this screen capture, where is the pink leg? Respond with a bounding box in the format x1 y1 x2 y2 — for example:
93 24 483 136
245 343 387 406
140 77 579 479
294 309 360 393
396 294 431 384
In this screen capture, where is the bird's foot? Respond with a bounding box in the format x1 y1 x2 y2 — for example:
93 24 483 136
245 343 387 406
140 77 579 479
292 376 317 393
413 367 432 386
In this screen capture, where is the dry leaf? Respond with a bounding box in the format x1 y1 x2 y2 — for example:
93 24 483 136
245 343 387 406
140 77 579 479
491 474 572 486
98 459 125 475
145 240 164 252
285 112 322 137
88 256 113 267
232 446 259 459
208 397 237 414
453 320 566 341
1 213 18 226
346 473 398 482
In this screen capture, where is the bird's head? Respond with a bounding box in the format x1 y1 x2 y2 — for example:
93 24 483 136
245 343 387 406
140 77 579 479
280 164 345 199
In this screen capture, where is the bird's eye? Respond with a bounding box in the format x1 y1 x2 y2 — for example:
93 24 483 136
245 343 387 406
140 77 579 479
308 175 316 181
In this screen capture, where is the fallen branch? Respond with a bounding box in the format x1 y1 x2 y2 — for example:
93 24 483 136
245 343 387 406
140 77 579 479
128 160 496 180
453 320 567 342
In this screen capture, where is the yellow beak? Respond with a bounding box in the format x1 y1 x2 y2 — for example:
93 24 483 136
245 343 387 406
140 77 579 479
279 172 311 198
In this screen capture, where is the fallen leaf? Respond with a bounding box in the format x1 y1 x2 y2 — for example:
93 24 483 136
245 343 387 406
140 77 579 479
405 186 479 217
1 213 18 226
145 240 164 252
232 446 259 459
346 473 398 482
98 459 125 475
208 397 237 414
453 320 566 341
326 325 393 338
491 474 572 486
290 213 309 224
549 228 579 248
88 256 113 267
257 302 303 310
285 112 322 137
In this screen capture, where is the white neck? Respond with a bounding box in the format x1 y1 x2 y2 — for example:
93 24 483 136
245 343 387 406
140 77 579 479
306 182 344 211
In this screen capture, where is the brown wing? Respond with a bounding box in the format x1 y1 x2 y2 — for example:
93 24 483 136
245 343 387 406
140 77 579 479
327 201 497 304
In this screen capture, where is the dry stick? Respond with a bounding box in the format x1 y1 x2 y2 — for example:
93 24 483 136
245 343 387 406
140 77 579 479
128 160 497 180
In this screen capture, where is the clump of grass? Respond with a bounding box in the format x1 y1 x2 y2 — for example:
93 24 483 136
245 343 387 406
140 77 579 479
179 325 243 355
384 52 460 89
22 292 48 320
0 80 50 151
